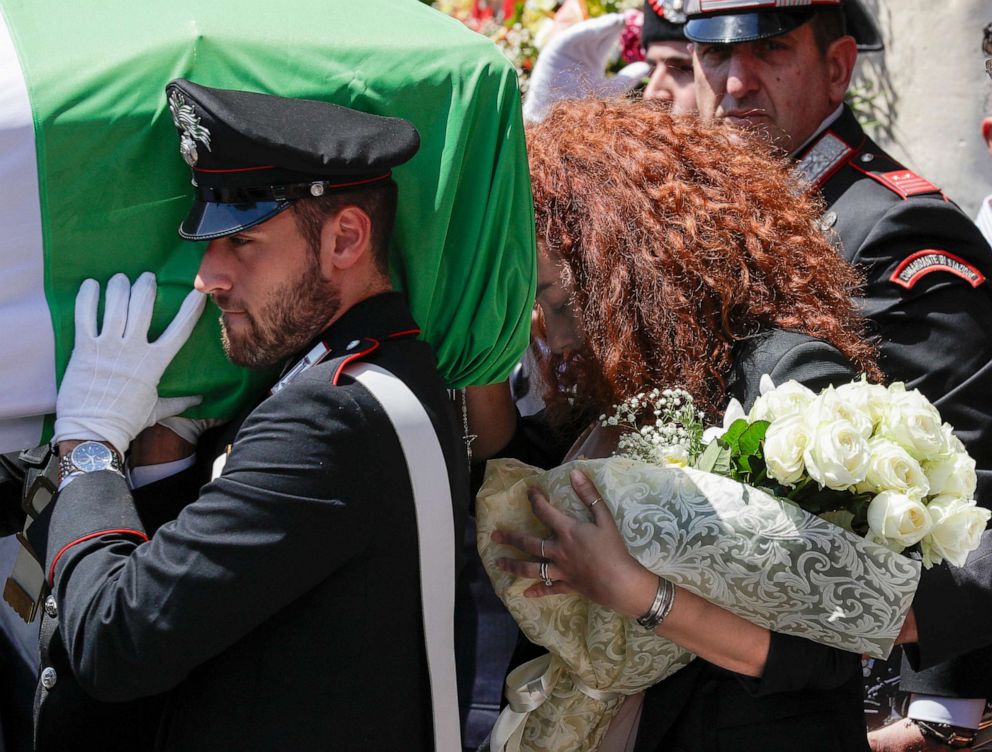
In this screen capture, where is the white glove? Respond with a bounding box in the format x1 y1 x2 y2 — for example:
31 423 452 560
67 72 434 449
523 13 651 123
54 272 207 454
158 416 225 445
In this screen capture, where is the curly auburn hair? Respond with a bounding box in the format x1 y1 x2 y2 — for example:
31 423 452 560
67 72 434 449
528 97 881 422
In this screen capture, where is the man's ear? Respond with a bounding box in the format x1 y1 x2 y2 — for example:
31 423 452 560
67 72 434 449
824 35 858 108
982 116 992 157
319 205 373 276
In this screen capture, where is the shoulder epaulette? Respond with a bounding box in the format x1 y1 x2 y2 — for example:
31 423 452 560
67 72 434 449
331 329 421 386
848 151 946 200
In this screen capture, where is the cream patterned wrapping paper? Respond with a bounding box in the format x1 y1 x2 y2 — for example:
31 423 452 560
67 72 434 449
476 457 921 752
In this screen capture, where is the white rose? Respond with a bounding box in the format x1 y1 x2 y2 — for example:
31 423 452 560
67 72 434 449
939 423 966 455
749 379 815 423
803 419 871 490
834 377 889 429
920 496 992 567
862 437 929 497
805 386 873 439
763 414 811 486
657 444 690 468
878 383 945 461
924 450 978 500
867 490 933 548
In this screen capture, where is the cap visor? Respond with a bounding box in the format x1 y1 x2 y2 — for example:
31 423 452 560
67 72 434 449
684 11 812 44
179 199 293 241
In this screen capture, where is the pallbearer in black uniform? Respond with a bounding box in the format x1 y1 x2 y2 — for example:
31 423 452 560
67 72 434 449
676 1 992 750
31 80 467 751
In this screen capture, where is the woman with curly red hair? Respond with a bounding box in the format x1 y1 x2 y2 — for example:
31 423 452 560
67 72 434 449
494 98 881 751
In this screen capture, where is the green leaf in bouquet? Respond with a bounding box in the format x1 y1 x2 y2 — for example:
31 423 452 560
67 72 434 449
733 422 769 477
717 419 750 453
848 495 872 537
695 439 733 476
738 421 769 456
818 509 857 533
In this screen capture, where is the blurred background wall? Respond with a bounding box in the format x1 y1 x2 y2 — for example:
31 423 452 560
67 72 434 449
855 0 990 215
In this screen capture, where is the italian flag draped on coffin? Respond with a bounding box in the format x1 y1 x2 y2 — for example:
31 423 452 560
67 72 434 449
0 0 535 453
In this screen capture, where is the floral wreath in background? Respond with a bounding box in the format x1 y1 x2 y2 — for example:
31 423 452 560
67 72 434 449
432 0 645 92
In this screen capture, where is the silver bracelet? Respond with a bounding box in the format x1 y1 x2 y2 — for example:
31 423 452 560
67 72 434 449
636 577 675 631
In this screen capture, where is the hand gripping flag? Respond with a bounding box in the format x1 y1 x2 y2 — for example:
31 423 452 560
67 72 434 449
0 0 536 452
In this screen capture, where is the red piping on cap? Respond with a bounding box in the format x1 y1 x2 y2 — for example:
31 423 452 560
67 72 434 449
194 165 276 173
317 173 393 190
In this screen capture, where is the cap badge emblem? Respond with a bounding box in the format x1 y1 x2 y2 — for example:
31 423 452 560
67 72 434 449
662 0 686 23
168 90 212 167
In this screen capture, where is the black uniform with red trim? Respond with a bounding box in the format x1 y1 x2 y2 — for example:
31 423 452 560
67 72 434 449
797 106 992 504
796 106 992 715
30 292 468 752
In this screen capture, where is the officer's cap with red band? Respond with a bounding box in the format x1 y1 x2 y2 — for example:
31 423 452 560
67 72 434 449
683 0 883 52
165 79 420 242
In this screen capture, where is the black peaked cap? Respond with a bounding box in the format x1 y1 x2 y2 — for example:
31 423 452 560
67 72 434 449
642 0 686 47
165 79 420 241
683 0 882 52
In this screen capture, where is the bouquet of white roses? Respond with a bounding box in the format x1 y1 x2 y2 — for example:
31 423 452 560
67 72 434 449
686 377 990 568
477 376 988 752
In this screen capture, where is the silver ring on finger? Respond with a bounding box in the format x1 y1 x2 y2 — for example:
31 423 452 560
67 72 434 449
590 496 603 508
539 559 554 587
540 537 549 559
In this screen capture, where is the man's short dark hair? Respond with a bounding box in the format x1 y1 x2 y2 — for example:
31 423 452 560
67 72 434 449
809 9 847 54
292 179 398 275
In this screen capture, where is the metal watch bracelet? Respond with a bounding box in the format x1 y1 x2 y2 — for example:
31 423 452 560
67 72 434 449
57 443 124 483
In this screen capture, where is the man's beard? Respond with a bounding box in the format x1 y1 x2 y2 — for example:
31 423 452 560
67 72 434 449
217 255 342 369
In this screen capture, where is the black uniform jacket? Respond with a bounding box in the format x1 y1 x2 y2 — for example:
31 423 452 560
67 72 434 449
796 107 992 700
32 292 468 751
798 106 992 502
634 330 869 752
903 529 992 672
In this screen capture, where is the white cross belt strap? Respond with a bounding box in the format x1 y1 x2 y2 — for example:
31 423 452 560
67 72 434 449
346 363 462 751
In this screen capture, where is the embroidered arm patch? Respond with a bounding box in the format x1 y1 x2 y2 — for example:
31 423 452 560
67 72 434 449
890 250 986 290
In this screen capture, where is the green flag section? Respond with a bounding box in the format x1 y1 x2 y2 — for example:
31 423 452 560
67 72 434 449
0 0 535 452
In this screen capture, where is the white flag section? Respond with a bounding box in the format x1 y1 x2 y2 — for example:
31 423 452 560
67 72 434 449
0 10 55 452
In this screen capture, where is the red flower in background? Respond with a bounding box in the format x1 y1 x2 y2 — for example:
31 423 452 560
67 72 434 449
620 9 645 64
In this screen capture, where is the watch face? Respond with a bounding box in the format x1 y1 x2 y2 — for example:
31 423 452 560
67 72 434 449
71 442 114 472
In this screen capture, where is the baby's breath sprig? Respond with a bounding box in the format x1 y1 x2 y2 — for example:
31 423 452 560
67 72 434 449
600 388 705 467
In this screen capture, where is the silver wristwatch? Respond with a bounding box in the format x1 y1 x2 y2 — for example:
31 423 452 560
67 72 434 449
58 441 124 482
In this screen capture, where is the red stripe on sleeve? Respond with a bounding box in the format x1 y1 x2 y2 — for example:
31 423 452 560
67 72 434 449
49 529 149 586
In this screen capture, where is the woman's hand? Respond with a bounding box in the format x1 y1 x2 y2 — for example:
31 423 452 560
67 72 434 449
493 468 659 618
493 467 771 676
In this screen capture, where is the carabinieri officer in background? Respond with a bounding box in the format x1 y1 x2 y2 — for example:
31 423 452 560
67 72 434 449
676 1 992 749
